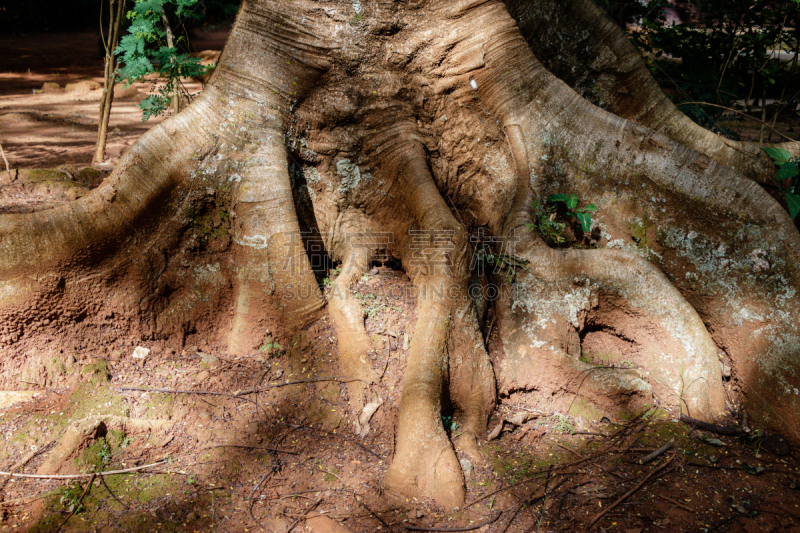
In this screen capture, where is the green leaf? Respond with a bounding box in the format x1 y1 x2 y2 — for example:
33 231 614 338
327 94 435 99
583 204 598 213
566 194 579 210
777 162 800 182
576 212 592 233
741 463 765 475
762 147 792 164
547 194 571 204
786 192 800 220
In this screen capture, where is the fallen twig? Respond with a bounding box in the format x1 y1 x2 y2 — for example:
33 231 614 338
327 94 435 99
553 441 586 459
287 498 322 532
248 472 273 532
656 493 695 513
500 504 523 533
404 510 502 531
288 423 382 459
584 453 675 532
679 414 747 436
0 441 53 491
117 386 261 409
205 444 299 455
463 476 547 511
54 473 95 533
0 495 46 507
686 462 797 475
532 468 555 532
0 459 167 479
765 501 800 520
235 376 366 395
99 474 129 510
357 496 390 529
639 439 673 465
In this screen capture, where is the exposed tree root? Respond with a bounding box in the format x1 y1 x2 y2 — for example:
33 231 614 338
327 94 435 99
327 217 380 410
380 138 492 508
37 416 172 475
225 98 325 353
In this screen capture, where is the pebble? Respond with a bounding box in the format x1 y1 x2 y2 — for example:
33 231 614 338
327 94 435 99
131 346 150 360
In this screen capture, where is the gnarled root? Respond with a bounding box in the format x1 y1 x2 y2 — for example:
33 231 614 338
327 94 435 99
380 136 494 508
226 98 325 354
495 244 726 420
448 293 496 459
328 223 381 410
384 290 465 509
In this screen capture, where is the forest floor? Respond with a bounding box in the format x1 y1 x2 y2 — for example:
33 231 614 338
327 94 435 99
1 30 800 533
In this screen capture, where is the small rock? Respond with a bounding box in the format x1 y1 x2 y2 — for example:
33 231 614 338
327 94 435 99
720 362 731 378
185 345 198 353
131 346 150 360
201 354 220 366
113 84 139 99
64 80 101 93
40 82 61 93
459 458 473 478
761 433 791 456
402 332 410 351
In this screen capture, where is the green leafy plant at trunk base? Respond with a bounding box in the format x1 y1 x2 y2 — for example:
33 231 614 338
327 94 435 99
527 199 565 245
763 148 800 219
547 193 597 233
527 194 598 246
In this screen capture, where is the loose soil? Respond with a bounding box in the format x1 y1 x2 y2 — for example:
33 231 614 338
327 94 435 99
1 31 799 533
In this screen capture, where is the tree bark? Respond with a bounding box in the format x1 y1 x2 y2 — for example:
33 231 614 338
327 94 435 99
2 0 800 509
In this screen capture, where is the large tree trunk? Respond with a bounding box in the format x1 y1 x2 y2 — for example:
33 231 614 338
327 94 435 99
2 0 800 508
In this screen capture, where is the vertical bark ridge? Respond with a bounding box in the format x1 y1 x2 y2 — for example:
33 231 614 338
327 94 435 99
379 136 467 508
221 95 324 353
327 214 380 411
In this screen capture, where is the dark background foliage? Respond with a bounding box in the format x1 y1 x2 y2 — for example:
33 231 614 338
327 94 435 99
0 0 240 33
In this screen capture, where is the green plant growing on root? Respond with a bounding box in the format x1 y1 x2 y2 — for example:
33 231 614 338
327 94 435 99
528 199 566 245
763 148 800 219
547 193 597 233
